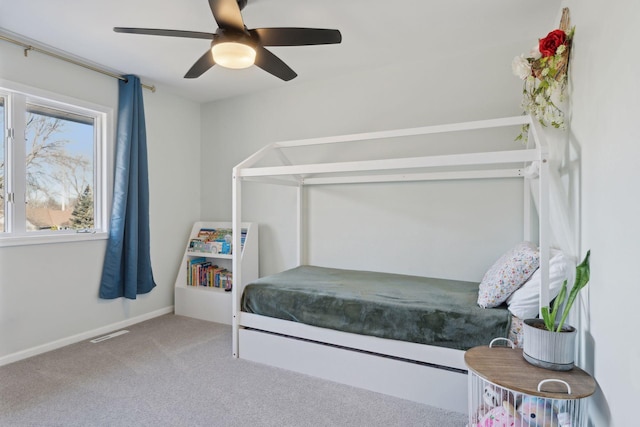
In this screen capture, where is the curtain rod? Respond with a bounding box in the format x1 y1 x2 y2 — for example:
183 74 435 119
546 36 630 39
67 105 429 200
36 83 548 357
0 34 156 92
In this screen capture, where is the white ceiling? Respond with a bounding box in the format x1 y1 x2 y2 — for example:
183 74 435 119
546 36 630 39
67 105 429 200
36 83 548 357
0 0 560 103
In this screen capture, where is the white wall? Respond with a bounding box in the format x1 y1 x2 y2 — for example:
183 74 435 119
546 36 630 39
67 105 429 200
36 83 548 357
0 40 202 362
201 43 534 280
563 0 640 425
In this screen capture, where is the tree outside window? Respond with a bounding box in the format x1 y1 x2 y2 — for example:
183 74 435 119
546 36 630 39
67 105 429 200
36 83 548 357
24 107 94 231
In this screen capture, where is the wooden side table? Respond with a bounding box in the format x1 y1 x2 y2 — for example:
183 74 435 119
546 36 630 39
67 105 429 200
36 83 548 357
465 345 596 426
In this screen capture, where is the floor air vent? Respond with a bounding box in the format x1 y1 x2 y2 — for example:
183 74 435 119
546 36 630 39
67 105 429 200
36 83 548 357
90 330 129 343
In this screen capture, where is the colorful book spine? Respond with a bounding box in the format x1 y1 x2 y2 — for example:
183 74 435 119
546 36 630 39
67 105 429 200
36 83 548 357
186 227 248 254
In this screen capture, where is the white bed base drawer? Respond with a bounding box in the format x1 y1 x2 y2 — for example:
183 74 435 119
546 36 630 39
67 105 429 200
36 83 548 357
238 312 467 371
239 328 468 413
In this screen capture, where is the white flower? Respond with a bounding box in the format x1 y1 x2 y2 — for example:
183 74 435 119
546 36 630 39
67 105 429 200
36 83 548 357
511 55 531 80
529 45 542 60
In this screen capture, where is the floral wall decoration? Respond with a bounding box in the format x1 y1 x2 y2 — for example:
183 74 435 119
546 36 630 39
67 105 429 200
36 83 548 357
512 8 574 141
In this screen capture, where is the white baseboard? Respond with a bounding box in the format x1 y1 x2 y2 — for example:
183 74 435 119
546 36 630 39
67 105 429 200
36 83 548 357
0 306 174 367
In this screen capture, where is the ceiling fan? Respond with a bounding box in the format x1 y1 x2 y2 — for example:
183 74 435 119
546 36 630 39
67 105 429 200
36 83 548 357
114 0 342 81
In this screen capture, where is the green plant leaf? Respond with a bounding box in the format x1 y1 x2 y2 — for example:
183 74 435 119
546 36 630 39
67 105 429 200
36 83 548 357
541 306 554 331
552 279 567 316
542 279 567 331
556 250 591 331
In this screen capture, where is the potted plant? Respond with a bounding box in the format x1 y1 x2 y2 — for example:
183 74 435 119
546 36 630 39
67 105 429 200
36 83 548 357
523 250 590 370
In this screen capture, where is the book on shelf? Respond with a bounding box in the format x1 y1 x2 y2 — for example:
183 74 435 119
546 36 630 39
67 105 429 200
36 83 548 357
185 257 232 290
187 227 247 255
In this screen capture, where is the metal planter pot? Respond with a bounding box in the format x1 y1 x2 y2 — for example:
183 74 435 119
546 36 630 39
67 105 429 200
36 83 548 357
523 318 577 371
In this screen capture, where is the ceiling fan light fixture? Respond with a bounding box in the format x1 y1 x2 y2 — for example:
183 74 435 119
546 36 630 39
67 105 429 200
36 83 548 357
115 0 342 80
211 41 256 69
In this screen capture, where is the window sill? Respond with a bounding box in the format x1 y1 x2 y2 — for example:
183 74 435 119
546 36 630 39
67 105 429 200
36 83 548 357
0 231 108 248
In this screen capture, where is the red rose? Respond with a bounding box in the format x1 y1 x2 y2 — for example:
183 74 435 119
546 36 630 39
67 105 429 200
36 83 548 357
539 29 566 57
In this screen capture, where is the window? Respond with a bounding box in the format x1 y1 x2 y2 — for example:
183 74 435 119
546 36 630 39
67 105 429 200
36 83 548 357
1 95 5 232
1 84 110 245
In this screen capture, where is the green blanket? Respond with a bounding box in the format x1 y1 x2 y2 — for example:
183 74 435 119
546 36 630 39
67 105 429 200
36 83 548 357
241 265 511 350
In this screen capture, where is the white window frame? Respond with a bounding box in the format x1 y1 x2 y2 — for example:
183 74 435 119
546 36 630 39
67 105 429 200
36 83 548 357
0 80 112 247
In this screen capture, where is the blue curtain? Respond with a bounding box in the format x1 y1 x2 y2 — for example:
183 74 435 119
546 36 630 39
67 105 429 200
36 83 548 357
99 75 156 299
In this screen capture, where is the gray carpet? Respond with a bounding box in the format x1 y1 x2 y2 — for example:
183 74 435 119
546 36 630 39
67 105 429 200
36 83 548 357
0 314 467 426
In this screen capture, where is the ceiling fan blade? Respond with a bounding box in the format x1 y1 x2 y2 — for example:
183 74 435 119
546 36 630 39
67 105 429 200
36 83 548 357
254 46 297 81
209 0 245 31
184 49 216 79
114 27 215 40
249 28 342 46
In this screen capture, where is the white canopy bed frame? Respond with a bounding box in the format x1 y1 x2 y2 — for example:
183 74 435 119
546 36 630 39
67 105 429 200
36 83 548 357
231 115 550 413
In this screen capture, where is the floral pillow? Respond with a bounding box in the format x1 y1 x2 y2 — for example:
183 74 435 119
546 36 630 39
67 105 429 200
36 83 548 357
477 241 539 308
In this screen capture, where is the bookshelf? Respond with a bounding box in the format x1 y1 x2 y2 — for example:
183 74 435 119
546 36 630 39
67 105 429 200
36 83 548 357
174 221 258 324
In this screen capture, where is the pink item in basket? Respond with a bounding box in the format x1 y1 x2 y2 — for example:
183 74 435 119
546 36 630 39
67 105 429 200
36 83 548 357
476 402 520 427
